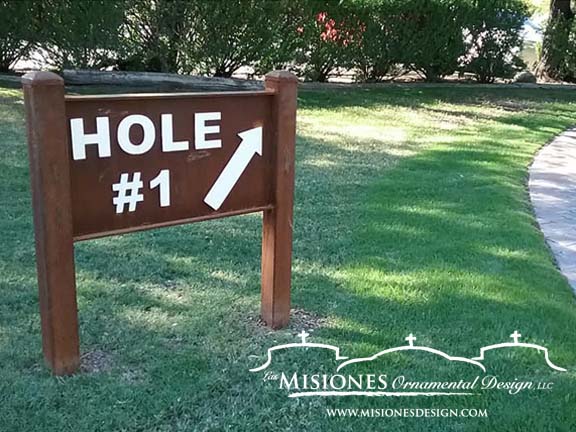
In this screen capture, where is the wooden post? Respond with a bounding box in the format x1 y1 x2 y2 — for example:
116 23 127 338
22 72 80 375
261 71 298 328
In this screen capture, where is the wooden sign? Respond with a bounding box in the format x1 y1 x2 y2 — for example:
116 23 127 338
22 70 297 375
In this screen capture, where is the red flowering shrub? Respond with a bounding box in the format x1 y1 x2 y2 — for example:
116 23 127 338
292 2 363 81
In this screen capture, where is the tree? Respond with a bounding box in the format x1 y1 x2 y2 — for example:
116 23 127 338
538 0 575 80
550 0 575 18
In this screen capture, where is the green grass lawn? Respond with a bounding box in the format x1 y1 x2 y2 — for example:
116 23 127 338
1 84 575 431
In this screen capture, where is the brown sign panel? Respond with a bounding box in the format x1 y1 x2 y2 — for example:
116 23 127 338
66 93 275 239
22 71 297 375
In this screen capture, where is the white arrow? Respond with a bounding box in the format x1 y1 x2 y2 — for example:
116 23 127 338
204 126 263 211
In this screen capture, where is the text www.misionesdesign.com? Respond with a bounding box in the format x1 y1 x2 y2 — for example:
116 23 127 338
325 408 488 418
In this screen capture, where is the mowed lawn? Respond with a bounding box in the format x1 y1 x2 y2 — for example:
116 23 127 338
0 83 575 431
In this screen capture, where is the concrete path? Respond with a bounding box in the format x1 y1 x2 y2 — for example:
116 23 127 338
529 127 576 292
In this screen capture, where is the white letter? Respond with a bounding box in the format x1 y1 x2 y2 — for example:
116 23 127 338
117 114 155 155
195 112 221 149
70 117 111 160
279 372 299 390
161 114 189 152
149 169 170 207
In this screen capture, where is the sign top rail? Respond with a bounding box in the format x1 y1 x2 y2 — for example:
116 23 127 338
65 89 276 102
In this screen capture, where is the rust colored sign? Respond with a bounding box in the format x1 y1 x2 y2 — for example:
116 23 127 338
67 93 275 239
22 71 297 375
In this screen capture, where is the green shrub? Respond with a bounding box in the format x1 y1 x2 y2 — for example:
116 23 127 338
350 0 402 82
395 0 467 81
351 0 528 83
119 0 192 73
253 0 304 75
37 0 125 70
462 0 529 83
289 0 363 82
180 0 288 77
0 0 37 72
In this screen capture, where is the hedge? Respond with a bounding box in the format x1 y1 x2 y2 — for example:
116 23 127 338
0 0 532 82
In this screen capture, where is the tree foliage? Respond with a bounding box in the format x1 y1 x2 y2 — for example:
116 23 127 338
539 0 576 81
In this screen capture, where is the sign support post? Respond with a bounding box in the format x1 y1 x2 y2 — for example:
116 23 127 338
22 72 80 375
22 70 298 375
261 71 297 328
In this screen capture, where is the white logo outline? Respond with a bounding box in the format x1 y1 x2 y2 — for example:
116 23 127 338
250 330 567 374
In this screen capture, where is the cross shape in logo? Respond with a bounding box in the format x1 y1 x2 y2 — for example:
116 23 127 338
405 333 417 346
298 330 310 344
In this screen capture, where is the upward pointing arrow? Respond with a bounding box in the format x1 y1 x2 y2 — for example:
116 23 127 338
204 126 263 211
